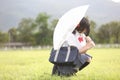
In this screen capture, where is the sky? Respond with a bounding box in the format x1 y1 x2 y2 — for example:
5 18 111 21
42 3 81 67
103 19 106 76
0 0 120 31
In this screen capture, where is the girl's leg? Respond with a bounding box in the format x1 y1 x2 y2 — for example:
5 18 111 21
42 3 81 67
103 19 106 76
52 65 59 75
79 57 91 70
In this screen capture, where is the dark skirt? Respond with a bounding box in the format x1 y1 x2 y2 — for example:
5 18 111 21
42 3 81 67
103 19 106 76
52 53 92 76
79 53 92 64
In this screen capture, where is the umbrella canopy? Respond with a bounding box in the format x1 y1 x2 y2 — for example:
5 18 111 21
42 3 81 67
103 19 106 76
53 5 89 50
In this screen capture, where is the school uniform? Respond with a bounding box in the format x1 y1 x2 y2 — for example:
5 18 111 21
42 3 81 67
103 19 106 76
65 31 92 64
52 31 92 76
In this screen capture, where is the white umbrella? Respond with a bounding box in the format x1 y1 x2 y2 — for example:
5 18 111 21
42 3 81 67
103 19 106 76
111 0 120 3
53 5 89 50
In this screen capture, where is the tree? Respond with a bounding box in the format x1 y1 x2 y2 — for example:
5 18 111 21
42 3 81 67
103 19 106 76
17 18 36 45
35 13 53 46
89 20 97 42
109 21 120 43
97 24 110 43
8 28 18 42
35 13 50 32
97 21 120 43
0 31 8 44
49 19 58 31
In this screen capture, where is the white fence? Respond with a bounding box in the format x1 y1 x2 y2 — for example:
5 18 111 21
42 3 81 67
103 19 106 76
0 44 120 50
95 44 120 48
0 46 52 51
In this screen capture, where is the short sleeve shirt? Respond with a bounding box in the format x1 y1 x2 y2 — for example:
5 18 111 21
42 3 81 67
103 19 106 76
65 31 86 50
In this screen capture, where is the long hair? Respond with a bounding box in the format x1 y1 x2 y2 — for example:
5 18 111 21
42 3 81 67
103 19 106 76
72 17 90 36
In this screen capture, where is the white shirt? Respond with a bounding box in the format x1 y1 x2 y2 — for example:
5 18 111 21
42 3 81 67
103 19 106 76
65 31 86 50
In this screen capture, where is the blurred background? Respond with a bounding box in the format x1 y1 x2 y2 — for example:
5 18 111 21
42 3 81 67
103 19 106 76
0 0 120 50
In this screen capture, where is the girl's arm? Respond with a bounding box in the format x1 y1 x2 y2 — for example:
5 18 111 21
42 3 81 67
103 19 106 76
79 36 95 53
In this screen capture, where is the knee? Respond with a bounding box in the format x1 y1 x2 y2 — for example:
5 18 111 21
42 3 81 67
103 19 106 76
87 57 92 62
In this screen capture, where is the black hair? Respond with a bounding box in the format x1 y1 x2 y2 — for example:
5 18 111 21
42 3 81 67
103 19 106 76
72 17 90 36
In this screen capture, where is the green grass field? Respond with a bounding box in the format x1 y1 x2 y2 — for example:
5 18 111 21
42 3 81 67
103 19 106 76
0 48 120 80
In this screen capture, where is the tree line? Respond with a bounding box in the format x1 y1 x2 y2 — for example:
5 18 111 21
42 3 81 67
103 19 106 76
0 12 120 47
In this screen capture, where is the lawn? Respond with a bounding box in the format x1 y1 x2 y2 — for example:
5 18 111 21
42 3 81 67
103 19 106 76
0 48 120 80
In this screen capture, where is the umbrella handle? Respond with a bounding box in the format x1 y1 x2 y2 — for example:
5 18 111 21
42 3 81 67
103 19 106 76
61 41 69 47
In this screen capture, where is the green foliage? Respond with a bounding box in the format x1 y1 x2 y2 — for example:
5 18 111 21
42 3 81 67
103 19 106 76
89 20 97 41
34 13 53 46
35 13 50 29
13 13 56 46
0 12 120 45
0 48 120 80
8 28 18 42
17 18 37 45
0 31 8 44
50 19 58 31
97 21 120 43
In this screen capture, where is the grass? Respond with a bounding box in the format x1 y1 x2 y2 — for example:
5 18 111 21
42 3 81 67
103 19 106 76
0 48 120 80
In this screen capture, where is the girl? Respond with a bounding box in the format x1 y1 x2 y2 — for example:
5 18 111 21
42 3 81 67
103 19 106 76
71 17 95 70
52 17 95 76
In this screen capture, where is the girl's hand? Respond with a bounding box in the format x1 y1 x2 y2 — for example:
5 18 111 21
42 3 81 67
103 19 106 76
79 36 95 53
86 36 95 47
